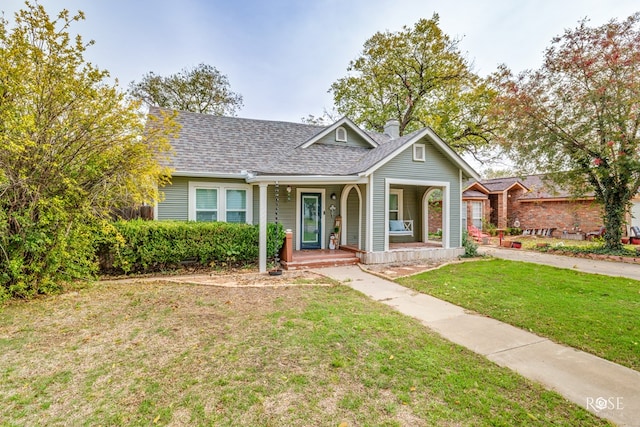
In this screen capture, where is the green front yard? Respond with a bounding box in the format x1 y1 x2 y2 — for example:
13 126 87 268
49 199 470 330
398 259 640 371
0 279 609 426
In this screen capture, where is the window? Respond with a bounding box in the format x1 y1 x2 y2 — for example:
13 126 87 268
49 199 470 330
389 189 403 221
472 201 483 229
413 143 426 161
335 126 347 142
195 188 218 222
226 189 247 223
189 182 252 223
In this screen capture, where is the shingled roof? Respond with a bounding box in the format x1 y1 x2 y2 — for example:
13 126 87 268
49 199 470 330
153 107 478 179
464 174 592 200
154 107 387 176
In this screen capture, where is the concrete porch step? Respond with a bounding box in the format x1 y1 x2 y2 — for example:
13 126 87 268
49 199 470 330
281 254 359 270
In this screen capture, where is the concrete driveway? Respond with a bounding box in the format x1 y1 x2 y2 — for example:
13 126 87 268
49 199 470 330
479 246 640 281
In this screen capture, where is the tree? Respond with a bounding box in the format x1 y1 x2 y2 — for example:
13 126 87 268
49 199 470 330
0 3 178 300
300 108 339 126
330 15 497 158
490 13 640 251
129 63 243 115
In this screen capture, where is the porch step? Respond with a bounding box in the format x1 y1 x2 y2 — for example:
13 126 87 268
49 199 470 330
281 256 359 270
281 249 359 270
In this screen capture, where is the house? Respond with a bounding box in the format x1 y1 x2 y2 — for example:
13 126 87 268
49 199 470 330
463 175 640 238
150 107 480 272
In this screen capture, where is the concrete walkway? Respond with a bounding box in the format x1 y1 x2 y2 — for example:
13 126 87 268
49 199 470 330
315 264 640 427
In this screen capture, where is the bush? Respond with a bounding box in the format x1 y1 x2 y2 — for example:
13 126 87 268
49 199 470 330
507 227 522 236
0 199 100 304
461 231 479 258
98 220 285 274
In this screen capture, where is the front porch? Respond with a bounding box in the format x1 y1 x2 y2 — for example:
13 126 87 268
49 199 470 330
279 238 463 270
362 242 464 264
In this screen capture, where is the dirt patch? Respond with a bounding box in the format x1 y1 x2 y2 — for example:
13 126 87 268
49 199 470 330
100 269 337 287
359 259 459 280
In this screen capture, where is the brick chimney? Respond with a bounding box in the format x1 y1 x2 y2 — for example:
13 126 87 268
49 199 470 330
384 119 400 139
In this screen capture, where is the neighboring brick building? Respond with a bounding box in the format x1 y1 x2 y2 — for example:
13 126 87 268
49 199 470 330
463 175 640 238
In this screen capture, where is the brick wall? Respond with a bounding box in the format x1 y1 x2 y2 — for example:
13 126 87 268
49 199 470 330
428 200 443 233
512 199 603 235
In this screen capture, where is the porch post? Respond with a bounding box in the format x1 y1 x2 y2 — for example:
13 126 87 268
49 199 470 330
259 183 268 273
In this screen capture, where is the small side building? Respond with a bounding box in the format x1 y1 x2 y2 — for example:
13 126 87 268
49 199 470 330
463 174 640 237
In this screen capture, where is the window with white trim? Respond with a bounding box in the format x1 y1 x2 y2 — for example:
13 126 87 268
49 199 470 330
472 201 483 229
335 126 347 142
389 189 403 221
225 189 247 223
195 188 218 221
413 143 426 161
189 182 252 223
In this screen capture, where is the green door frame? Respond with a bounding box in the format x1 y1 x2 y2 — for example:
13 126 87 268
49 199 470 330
300 192 322 249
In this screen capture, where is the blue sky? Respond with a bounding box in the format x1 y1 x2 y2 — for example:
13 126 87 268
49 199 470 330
3 0 639 123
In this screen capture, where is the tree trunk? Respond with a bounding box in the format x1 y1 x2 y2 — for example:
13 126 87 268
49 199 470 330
601 196 624 251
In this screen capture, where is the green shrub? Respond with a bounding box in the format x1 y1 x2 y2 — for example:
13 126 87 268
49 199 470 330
0 199 100 304
482 221 497 236
99 220 285 274
461 231 479 258
507 227 522 236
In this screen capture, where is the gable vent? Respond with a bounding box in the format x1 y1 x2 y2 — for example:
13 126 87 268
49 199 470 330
335 126 347 142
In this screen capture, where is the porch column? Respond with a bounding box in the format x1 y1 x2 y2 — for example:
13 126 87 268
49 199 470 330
259 183 268 273
501 189 508 229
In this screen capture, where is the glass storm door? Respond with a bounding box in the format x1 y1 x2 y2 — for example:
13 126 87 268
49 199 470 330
301 193 321 249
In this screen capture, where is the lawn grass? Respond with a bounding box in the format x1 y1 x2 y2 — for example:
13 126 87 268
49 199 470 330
398 259 640 371
0 280 610 426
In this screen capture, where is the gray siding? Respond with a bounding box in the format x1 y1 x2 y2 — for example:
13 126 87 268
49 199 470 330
157 176 251 221
251 184 345 250
359 184 367 250
346 187 360 246
157 177 189 220
316 128 374 149
372 139 462 251
322 185 342 248
266 184 296 238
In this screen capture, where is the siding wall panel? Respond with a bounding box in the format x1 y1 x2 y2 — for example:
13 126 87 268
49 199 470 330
372 139 463 250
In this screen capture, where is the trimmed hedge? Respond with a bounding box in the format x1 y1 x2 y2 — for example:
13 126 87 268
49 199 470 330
98 220 285 274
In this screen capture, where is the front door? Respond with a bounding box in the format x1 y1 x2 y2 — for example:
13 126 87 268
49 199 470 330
301 193 322 249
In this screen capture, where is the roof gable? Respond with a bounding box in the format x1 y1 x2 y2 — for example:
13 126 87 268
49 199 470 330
464 181 490 194
298 117 378 149
478 177 528 193
353 127 480 180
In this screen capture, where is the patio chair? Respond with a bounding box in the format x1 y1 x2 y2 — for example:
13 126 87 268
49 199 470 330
467 225 489 242
586 226 605 240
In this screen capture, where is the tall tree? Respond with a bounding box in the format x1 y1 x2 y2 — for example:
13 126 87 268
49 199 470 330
330 15 496 158
490 13 640 250
0 2 178 300
129 63 243 115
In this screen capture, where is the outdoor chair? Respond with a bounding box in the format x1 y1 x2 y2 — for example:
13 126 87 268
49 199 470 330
467 225 489 242
586 226 605 240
